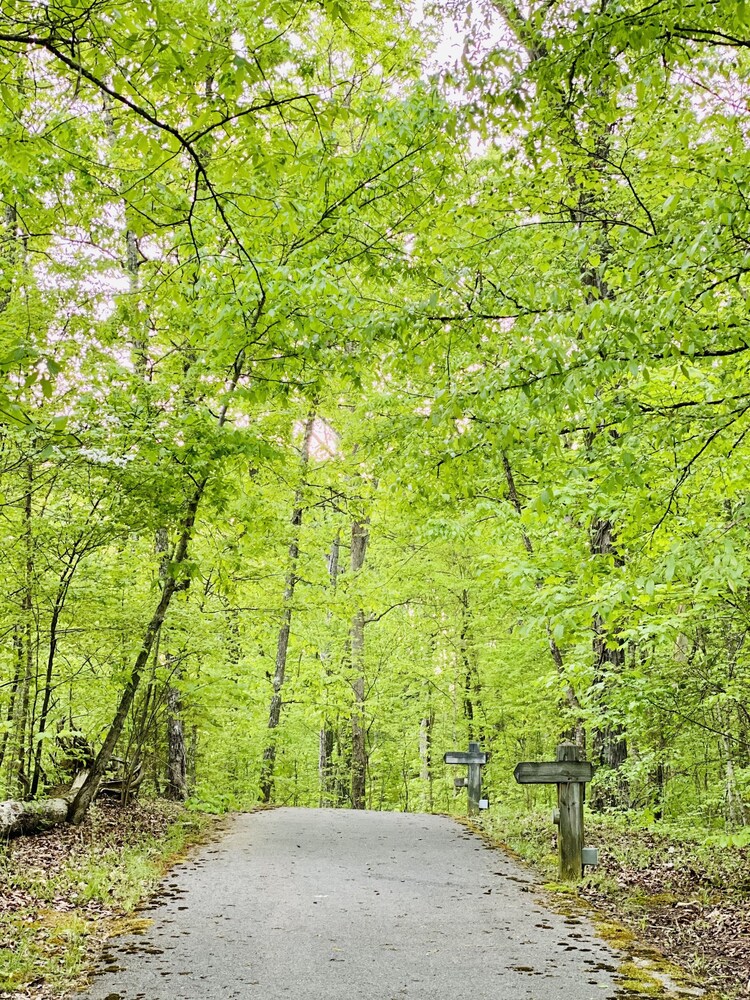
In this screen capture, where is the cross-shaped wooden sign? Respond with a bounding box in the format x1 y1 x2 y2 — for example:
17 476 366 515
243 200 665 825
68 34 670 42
513 742 594 882
443 741 487 816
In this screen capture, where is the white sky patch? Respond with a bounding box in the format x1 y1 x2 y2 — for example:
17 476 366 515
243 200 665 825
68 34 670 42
294 416 341 460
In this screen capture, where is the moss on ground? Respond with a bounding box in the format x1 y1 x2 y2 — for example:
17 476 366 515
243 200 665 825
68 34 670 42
478 807 738 999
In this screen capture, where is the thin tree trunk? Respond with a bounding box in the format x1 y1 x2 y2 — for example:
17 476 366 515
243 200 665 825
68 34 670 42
589 519 628 809
0 203 17 312
0 632 21 774
350 519 369 810
152 525 189 802
419 709 434 811
318 727 335 806
722 724 746 827
8 461 34 799
495 2 625 792
459 588 484 743
188 724 198 788
260 414 315 802
0 201 21 785
29 597 63 797
319 532 339 807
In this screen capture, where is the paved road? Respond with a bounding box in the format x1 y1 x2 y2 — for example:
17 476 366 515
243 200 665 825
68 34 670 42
83 808 618 1000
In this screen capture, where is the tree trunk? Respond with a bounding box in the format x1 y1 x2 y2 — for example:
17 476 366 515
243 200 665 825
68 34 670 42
29 600 62 798
260 414 315 803
318 726 335 807
318 532 340 807
154 527 189 802
459 588 484 742
68 485 204 824
7 461 34 799
419 710 434 811
165 668 188 801
589 519 628 809
0 632 21 774
350 519 369 810
31 551 83 797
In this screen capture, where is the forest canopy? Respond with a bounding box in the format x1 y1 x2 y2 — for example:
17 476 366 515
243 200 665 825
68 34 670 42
1 0 749 827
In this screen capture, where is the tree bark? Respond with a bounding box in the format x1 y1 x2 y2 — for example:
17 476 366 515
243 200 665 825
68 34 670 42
459 588 484 743
350 519 369 810
0 770 87 838
29 599 62 798
30 541 86 796
0 633 21 774
7 460 34 799
165 666 188 801
419 709 434 811
494 0 625 790
153 527 189 802
589 518 628 809
68 485 204 824
260 414 315 802
319 532 340 806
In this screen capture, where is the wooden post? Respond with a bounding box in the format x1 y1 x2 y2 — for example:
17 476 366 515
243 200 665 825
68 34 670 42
467 740 481 815
556 742 584 882
444 743 487 816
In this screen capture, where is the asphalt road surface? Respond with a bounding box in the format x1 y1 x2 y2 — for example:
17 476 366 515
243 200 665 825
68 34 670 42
83 808 618 1000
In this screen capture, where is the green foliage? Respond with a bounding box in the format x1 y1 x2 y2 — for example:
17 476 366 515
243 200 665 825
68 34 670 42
1 0 750 848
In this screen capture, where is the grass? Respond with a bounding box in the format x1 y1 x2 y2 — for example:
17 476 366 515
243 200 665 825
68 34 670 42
0 801 218 998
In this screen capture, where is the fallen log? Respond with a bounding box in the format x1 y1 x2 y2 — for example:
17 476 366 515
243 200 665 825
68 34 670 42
0 770 88 839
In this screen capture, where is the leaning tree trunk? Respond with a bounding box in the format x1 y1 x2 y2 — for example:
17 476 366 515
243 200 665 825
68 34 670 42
68 485 204 825
31 547 83 797
350 520 369 810
68 286 251 825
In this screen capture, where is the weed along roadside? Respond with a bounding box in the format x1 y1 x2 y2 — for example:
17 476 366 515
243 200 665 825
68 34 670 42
0 801 222 1000
474 807 746 1000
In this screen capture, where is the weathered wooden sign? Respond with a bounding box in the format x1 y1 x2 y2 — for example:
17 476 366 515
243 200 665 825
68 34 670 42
514 743 594 882
443 741 487 816
513 760 593 785
444 751 487 766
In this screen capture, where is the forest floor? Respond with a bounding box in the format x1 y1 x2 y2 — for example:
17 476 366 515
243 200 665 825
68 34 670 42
0 800 221 999
481 807 750 999
3 801 746 999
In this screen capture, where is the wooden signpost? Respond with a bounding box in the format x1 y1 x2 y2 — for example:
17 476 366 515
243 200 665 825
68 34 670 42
514 742 594 882
443 741 487 816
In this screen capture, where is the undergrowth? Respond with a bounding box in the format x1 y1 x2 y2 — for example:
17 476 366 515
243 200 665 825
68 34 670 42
480 805 750 998
0 800 217 998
